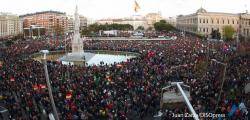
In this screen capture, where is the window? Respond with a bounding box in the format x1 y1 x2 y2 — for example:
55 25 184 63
211 19 214 24
203 19 205 23
228 20 230 24
207 19 208 23
199 19 202 23
223 20 224 24
232 20 234 24
203 28 205 32
217 19 219 24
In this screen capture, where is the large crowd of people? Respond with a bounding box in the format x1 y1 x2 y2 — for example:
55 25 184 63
0 32 249 120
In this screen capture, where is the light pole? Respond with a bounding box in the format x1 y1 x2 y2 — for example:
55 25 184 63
169 82 199 120
160 82 199 120
40 50 59 120
211 59 227 112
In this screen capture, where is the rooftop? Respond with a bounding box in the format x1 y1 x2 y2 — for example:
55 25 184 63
20 10 66 18
177 8 250 18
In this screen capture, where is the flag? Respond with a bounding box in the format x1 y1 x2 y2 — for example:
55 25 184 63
10 77 15 82
39 84 46 89
66 92 72 99
147 51 155 58
134 0 141 12
33 85 39 90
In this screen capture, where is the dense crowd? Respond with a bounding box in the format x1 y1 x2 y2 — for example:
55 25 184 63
0 33 249 120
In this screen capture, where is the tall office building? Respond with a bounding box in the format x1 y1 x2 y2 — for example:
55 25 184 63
20 11 68 35
0 12 22 38
67 15 88 33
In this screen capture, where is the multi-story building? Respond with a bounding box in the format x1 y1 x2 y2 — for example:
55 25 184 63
20 11 68 35
239 12 250 38
97 16 148 30
67 15 87 33
96 13 163 30
114 17 147 30
79 16 87 30
145 13 162 28
97 18 114 25
165 17 176 27
0 12 22 38
176 8 250 38
67 15 74 33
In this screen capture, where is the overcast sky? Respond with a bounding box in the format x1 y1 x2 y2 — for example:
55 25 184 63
0 0 249 19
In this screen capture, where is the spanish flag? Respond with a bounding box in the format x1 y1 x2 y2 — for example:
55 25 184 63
134 0 141 12
33 85 39 90
66 91 72 99
10 77 15 82
39 84 46 89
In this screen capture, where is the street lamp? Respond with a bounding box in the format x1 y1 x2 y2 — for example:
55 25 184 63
173 82 199 120
160 82 199 120
211 59 227 112
40 50 59 120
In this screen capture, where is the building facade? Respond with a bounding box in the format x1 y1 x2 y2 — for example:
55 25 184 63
20 11 68 35
67 15 87 33
165 17 176 27
97 19 114 25
97 16 148 30
79 16 87 30
0 12 22 38
240 13 250 38
145 13 162 28
96 13 164 30
67 16 74 33
176 8 250 38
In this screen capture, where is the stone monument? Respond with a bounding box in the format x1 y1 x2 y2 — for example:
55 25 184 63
59 5 95 65
72 5 83 53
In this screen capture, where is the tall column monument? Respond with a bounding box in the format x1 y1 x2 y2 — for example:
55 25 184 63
59 5 95 66
72 5 83 53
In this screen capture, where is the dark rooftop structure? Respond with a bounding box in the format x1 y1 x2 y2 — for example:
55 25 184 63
19 10 66 18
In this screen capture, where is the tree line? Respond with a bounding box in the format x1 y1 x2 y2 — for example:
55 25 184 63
81 23 134 36
81 20 175 36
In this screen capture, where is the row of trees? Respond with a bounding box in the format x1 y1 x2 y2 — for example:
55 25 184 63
81 23 134 36
210 25 236 41
98 24 134 31
81 20 175 36
153 20 175 32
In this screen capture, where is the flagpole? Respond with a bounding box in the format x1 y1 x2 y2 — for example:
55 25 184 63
133 0 140 31
133 14 135 31
133 0 136 31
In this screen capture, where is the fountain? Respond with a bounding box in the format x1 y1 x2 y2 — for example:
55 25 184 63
32 5 138 66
